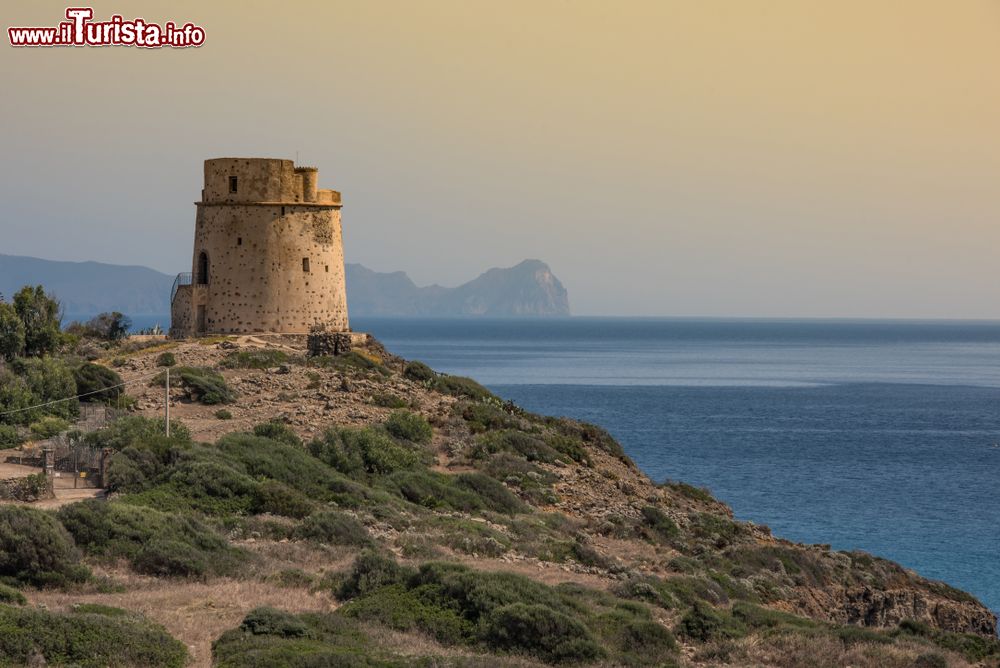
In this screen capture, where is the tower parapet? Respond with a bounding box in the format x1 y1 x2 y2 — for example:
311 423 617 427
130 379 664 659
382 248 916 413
170 158 349 336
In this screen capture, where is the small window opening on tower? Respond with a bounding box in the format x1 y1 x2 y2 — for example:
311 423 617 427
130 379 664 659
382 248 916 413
237 237 242 246
281 206 285 216
302 258 310 273
325 265 329 273
229 176 238 193
197 252 209 285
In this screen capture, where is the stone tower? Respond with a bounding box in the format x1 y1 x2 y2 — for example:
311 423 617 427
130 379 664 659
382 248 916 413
170 158 349 336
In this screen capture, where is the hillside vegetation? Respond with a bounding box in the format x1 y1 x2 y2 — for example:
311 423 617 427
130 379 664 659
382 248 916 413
0 318 996 666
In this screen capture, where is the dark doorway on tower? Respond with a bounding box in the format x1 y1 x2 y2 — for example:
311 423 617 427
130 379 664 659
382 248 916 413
197 252 209 285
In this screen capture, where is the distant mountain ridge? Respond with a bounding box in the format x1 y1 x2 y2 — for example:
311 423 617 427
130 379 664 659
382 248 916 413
0 254 173 316
345 259 570 317
0 255 570 319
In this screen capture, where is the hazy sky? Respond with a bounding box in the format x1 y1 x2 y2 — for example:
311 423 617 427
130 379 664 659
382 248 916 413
2 1 1000 317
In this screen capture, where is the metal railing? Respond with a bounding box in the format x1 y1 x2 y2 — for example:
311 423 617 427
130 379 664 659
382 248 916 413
171 272 192 303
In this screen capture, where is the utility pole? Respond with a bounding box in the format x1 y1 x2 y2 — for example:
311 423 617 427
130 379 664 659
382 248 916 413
165 367 170 437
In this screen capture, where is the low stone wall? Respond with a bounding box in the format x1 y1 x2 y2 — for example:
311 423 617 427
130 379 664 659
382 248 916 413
307 331 353 356
0 473 53 502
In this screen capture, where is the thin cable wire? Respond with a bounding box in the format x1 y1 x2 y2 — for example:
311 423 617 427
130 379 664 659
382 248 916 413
0 369 164 418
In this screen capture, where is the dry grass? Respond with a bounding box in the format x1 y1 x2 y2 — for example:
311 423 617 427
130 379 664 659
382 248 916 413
691 632 970 668
360 623 548 666
27 569 335 668
239 538 359 577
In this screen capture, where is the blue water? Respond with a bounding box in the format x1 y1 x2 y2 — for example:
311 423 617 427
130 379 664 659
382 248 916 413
353 317 1000 617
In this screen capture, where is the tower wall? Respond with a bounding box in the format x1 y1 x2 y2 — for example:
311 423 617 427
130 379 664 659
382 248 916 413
172 158 349 336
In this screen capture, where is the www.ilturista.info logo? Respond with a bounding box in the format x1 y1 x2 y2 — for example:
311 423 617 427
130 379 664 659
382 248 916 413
8 7 205 48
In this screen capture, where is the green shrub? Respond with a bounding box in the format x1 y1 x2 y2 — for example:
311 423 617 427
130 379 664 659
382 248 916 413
220 349 290 369
253 480 313 518
309 352 390 377
104 447 171 494
730 601 817 631
336 555 674 665
28 416 69 439
640 506 680 542
478 452 557 504
387 469 527 517
370 393 407 409
0 584 25 605
403 360 435 382
81 312 132 342
457 401 519 433
384 410 432 444
295 510 370 546
0 425 21 448
0 369 39 426
664 481 716 504
454 472 527 514
266 569 316 589
155 351 176 367
57 500 244 578
308 430 365 477
163 458 259 512
5 357 79 423
0 505 89 587
71 603 128 617
252 421 301 447
544 434 591 465
74 363 124 403
152 366 235 405
662 575 730 607
239 607 311 638
549 418 628 461
384 470 482 512
481 602 603 663
12 285 62 358
834 624 894 645
313 427 423 476
677 601 745 642
133 539 214 578
0 604 187 667
433 375 495 400
472 430 562 464
215 409 233 420
893 618 1000 663
0 303 25 361
84 415 190 455
336 550 412 599
691 512 746 547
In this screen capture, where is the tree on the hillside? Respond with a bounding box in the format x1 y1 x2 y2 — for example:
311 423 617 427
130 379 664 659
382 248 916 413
13 286 62 357
0 303 25 361
14 357 78 420
85 312 132 342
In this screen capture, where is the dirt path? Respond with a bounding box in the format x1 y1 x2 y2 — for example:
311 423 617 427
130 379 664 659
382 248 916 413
33 488 104 509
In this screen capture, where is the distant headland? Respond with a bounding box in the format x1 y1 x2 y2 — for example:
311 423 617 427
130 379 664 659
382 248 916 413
0 254 570 319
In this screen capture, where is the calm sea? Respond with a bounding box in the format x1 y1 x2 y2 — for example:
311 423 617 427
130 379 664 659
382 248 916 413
352 317 1000 617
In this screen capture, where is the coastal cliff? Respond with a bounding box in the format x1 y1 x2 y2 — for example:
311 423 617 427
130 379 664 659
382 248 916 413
31 333 986 667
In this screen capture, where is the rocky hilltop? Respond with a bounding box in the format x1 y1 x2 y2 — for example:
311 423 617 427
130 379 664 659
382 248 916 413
346 259 571 316
9 333 984 667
